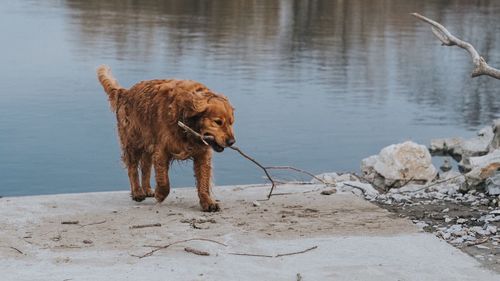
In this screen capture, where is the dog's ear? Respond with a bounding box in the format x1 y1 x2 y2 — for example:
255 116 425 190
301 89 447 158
170 88 209 121
182 91 208 118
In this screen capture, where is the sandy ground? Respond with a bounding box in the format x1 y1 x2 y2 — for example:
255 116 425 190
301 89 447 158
0 183 498 280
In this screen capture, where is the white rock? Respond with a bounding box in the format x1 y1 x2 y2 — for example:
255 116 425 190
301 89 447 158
471 226 489 236
462 126 494 158
252 201 260 207
457 218 468 224
490 210 500 215
485 174 500 195
429 137 464 158
486 225 497 234
361 141 438 188
415 221 429 230
442 208 449 213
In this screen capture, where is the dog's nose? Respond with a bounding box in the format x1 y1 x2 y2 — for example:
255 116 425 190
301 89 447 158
226 138 236 147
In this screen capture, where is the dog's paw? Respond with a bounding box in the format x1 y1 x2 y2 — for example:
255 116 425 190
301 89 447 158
131 192 146 202
143 187 155 197
201 201 220 212
154 190 169 203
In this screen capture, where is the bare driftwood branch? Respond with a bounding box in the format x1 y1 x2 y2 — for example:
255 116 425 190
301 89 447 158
134 238 227 258
228 245 318 258
412 13 500 79
177 121 325 199
129 223 162 229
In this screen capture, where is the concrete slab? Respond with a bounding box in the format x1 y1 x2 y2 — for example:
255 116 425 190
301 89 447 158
0 184 497 280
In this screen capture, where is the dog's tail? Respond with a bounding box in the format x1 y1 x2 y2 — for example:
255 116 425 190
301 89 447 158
97 65 124 111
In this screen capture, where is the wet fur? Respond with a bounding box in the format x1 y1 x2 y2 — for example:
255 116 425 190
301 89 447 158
97 65 235 212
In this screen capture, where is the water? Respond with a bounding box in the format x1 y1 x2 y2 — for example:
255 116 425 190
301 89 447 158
1 0 499 196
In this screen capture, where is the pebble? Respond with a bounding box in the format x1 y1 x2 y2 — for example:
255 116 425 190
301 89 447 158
252 201 260 207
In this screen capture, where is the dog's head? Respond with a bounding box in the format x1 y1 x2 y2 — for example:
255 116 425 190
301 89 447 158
181 86 235 152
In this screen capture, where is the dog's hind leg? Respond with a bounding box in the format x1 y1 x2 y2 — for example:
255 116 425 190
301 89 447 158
140 153 154 197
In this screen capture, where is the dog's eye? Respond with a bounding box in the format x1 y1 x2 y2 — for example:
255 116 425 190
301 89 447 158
214 119 223 126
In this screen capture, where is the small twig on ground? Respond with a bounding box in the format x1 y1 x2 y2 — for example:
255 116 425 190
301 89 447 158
228 245 318 258
228 252 274 258
61 221 79 225
1 246 24 255
54 245 82 249
134 238 227 258
276 246 318 257
129 223 162 229
184 247 210 256
79 220 107 228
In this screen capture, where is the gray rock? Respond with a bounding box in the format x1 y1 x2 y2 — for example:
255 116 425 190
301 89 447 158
489 119 500 151
461 126 493 158
429 137 464 160
361 141 437 189
463 149 500 189
440 158 453 172
485 174 500 195
430 125 494 171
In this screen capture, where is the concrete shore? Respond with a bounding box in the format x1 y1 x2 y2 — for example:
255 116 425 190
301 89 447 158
0 183 498 280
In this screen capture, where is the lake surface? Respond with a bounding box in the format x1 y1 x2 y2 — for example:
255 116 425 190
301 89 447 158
1 0 499 196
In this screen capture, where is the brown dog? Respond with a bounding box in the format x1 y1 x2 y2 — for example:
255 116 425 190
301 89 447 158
97 66 235 212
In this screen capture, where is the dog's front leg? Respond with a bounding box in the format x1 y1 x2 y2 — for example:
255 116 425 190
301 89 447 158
193 151 220 212
153 149 171 203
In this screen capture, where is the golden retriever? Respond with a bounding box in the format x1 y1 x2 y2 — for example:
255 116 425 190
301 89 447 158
97 66 235 212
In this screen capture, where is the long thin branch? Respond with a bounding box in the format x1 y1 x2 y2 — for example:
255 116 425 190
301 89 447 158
228 146 277 199
177 121 326 199
411 13 500 79
264 166 329 185
133 238 227 258
228 245 318 258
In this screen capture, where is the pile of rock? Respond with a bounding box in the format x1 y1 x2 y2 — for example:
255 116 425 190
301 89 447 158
430 119 500 195
316 133 500 249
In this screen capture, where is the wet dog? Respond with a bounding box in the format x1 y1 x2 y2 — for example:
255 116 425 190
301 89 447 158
97 66 235 211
